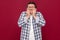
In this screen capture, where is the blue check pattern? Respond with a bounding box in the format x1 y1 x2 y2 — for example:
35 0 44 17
17 11 46 40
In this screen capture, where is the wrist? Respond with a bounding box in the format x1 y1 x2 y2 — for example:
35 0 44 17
33 15 36 19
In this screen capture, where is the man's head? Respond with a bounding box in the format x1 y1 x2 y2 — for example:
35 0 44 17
27 2 37 13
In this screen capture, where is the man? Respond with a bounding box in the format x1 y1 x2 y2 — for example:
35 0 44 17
17 2 46 40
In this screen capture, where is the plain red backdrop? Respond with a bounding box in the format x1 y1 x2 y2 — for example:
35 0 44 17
0 0 60 40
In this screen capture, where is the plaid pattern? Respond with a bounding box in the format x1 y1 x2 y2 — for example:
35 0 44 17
17 11 46 40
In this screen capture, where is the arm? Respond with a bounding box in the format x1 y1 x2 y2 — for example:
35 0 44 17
35 12 46 27
17 11 28 27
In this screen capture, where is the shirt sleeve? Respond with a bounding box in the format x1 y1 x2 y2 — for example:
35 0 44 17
35 12 46 27
24 16 28 23
17 11 28 27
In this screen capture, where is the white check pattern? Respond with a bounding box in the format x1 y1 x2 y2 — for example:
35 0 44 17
17 11 46 40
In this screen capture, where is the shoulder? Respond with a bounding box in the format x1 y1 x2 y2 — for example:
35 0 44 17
21 11 26 14
36 11 42 15
20 11 26 16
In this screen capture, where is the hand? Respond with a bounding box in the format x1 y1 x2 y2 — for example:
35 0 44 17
32 8 37 19
26 8 31 20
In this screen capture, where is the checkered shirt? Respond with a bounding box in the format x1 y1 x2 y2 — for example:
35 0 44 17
17 11 46 40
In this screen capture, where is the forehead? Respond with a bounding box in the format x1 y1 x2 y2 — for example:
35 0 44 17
28 4 35 7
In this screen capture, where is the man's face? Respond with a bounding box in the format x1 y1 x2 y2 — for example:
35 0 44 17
27 4 37 13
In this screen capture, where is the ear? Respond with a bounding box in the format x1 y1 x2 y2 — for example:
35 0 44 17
35 8 37 10
35 8 37 11
26 8 28 11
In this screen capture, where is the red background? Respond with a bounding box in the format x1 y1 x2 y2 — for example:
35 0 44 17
0 0 60 40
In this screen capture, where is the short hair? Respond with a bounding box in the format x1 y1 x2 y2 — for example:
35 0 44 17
27 1 37 8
